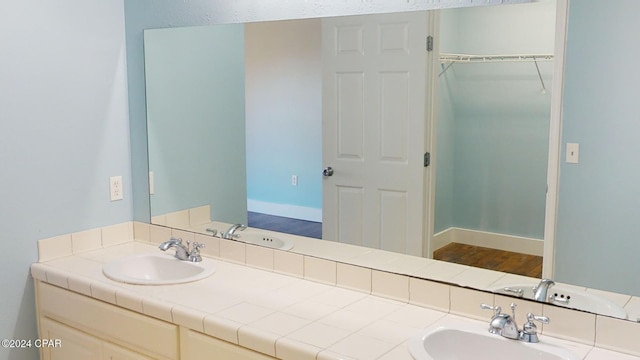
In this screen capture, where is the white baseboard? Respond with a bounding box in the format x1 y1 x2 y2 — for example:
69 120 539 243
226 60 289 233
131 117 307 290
433 227 544 257
247 199 322 222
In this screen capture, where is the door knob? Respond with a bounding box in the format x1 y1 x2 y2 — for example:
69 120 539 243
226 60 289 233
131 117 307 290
322 167 334 177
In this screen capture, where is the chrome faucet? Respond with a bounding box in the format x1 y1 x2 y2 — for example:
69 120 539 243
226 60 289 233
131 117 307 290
159 237 205 262
481 303 549 343
533 278 556 302
481 303 520 340
222 224 246 239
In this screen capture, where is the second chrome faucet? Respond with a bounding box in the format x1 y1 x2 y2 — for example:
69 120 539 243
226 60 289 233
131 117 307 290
222 223 247 239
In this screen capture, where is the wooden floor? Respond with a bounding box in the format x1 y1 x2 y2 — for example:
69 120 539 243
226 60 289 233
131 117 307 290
433 243 542 278
248 212 322 239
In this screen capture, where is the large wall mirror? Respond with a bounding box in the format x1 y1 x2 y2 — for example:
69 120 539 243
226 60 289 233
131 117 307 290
138 0 640 322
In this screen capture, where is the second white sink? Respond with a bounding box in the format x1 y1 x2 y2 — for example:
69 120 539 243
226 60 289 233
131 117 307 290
103 253 216 285
409 319 580 360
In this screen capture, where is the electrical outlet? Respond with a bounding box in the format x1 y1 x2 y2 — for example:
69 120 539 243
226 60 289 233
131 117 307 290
110 176 124 201
292 175 298 186
149 171 155 195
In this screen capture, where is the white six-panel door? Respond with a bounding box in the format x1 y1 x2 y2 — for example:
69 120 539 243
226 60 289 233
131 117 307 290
322 12 431 256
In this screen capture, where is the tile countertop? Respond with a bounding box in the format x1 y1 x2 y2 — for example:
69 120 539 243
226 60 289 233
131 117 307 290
31 242 639 360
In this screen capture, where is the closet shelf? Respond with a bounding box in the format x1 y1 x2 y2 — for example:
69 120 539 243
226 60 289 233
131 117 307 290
440 53 554 63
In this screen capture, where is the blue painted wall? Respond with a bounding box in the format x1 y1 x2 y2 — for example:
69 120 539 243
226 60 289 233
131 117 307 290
124 1 227 223
555 0 640 296
145 25 248 224
434 3 554 239
1 2 132 359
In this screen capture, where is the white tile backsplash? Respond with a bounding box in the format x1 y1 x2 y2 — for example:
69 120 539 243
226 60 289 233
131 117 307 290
336 262 371 293
274 250 304 278
132 221 150 243
542 303 596 345
596 315 640 356
195 232 219 258
71 228 102 254
219 239 246 264
409 277 450 312
38 234 72 262
149 224 172 245
246 244 274 270
450 286 494 320
372 270 409 302
170 228 195 244
101 222 132 247
304 256 337 285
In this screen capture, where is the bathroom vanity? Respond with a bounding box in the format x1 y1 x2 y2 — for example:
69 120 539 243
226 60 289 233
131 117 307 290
32 223 640 360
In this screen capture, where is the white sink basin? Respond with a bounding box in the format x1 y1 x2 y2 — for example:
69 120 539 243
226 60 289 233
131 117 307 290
236 233 293 250
409 321 580 360
103 254 216 285
492 283 628 319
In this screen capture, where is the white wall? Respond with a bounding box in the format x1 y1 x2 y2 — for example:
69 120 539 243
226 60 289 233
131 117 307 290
0 1 132 359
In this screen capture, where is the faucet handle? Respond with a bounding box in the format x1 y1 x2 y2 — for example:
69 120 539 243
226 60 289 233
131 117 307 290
187 242 205 262
480 304 501 316
527 313 549 324
521 312 549 343
510 303 517 318
205 228 218 237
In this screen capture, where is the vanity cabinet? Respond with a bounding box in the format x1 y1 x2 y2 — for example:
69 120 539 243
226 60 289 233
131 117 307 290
180 328 276 360
36 282 179 360
39 318 153 360
36 281 276 360
39 317 102 360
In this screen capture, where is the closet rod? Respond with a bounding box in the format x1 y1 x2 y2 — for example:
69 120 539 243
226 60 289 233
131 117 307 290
438 53 554 78
440 53 554 63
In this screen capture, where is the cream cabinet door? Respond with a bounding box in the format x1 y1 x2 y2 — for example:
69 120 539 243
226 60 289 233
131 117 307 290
40 318 102 360
180 328 276 360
